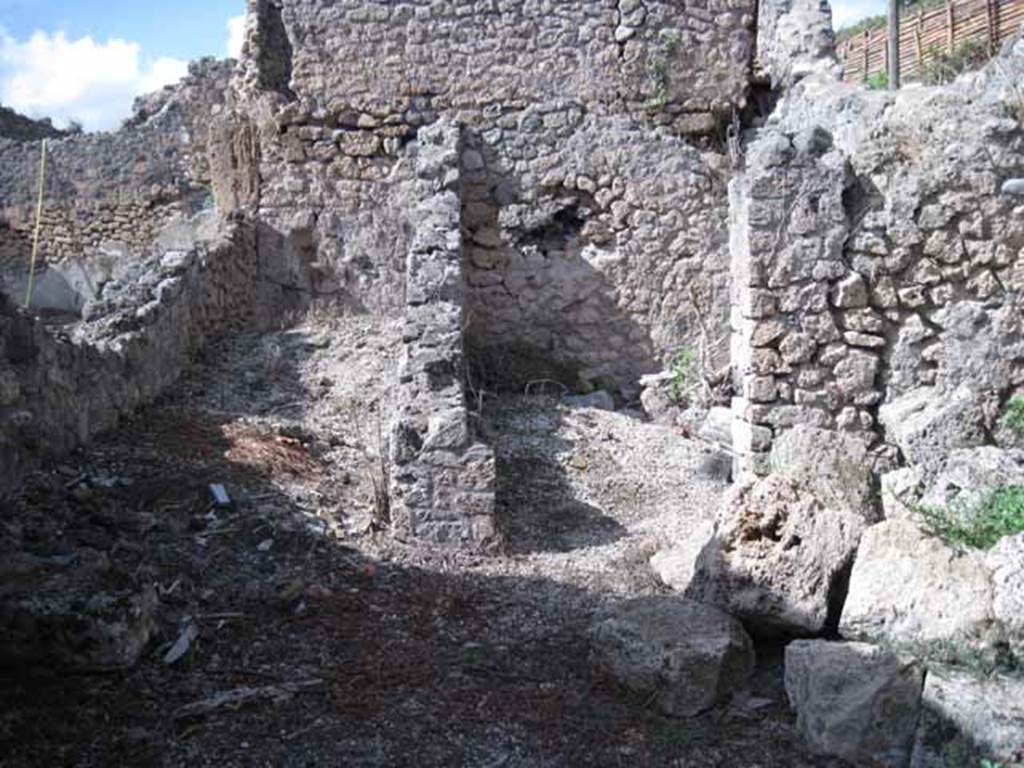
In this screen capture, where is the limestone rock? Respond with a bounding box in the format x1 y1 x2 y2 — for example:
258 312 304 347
911 667 1024 767
880 467 924 521
698 406 733 446
0 582 158 670
770 425 878 520
589 597 754 717
986 533 1024 655
650 520 717 591
785 640 925 768
920 446 1024 511
684 476 864 635
879 386 987 471
564 390 615 411
840 519 997 651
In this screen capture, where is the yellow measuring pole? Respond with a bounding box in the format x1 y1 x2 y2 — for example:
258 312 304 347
24 138 48 309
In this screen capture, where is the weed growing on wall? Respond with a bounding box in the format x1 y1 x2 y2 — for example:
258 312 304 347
668 347 695 404
917 485 1024 550
644 29 682 111
1000 396 1024 436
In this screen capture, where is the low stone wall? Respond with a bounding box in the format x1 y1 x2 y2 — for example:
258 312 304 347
388 120 499 549
0 220 258 499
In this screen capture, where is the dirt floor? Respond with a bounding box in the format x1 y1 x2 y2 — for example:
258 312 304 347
0 317 847 767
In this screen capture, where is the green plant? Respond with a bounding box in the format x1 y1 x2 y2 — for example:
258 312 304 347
920 39 991 85
917 485 1024 551
644 29 682 112
1000 396 1024 436
668 347 694 404
865 71 889 90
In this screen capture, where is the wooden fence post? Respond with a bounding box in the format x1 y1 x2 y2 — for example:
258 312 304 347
889 0 901 89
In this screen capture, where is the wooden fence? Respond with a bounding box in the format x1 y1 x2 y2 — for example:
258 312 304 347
837 0 1024 83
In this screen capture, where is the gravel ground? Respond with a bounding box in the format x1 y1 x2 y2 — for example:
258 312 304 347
0 316 847 767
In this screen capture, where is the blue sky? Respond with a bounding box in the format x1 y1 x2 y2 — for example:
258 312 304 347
0 0 884 132
0 0 245 131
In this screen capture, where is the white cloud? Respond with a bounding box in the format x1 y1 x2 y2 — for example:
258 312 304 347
227 14 247 58
831 0 887 29
0 27 188 132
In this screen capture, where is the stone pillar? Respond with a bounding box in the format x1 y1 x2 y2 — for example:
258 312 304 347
388 119 500 550
729 125 882 477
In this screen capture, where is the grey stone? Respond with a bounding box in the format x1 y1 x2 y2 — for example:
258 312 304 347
650 519 718 591
986 533 1024 656
840 519 997 652
785 640 925 768
684 476 864 635
920 446 1024 511
770 425 878 521
589 597 755 717
879 386 988 471
1001 178 1024 196
699 406 733 446
911 668 1024 768
565 390 615 411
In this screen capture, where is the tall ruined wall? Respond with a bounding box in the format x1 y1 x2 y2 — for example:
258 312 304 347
729 40 1024 475
0 105 67 142
0 221 258 499
237 0 755 388
0 60 235 313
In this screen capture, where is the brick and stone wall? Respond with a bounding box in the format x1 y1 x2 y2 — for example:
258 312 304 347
388 120 499 549
0 220 258 499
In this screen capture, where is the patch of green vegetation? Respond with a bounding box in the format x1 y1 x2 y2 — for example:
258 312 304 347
865 71 889 90
919 39 991 85
644 29 682 112
668 347 694 404
1000 396 1024 436
917 485 1024 551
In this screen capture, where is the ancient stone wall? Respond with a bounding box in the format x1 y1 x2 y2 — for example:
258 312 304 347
388 120 499 549
0 220 258 499
0 60 235 312
237 0 755 389
0 105 67 142
729 41 1024 476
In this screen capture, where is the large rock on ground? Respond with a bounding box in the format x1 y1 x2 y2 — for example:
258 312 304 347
0 555 158 671
920 446 1024 510
986 533 1024 656
840 519 997 652
681 476 864 635
879 385 987 471
649 519 717 592
589 596 754 717
785 640 924 768
771 425 878 521
911 667 1024 768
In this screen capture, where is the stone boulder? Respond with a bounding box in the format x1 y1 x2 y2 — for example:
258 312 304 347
770 425 878 521
650 520 717 592
986 533 1024 655
589 596 754 717
920 446 1024 511
785 640 925 768
911 668 1024 768
878 385 987 471
680 476 864 635
840 519 997 652
880 466 924 521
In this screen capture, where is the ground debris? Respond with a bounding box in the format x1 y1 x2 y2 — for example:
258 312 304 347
174 679 325 720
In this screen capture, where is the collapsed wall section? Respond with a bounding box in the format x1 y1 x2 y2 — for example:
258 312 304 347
0 222 258 499
729 41 1024 476
389 121 499 549
0 61 234 315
